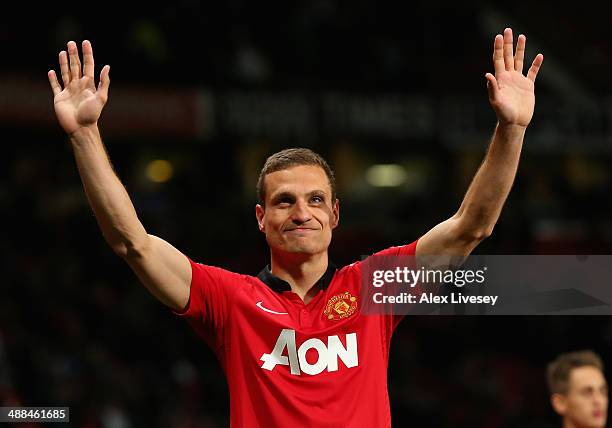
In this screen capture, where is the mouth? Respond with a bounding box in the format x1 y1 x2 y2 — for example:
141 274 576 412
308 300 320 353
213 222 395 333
285 227 318 232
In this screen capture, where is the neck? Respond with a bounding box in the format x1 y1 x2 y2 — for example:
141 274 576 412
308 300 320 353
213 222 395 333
270 251 328 302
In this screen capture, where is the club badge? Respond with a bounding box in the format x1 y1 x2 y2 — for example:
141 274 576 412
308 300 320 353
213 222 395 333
324 291 358 321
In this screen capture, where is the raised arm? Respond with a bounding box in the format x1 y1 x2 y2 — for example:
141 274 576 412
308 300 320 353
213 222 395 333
48 40 191 311
416 28 543 259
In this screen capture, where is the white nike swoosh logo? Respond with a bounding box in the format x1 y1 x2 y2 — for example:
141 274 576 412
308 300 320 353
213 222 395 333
256 301 288 315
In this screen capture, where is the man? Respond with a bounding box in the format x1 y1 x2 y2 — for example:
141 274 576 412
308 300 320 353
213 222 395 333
548 350 609 428
48 28 542 427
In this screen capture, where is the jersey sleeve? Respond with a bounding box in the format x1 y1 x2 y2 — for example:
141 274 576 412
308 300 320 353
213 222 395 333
173 258 239 352
368 240 419 344
371 240 418 258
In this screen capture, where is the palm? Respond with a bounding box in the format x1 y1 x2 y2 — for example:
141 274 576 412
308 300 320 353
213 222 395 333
54 77 104 134
486 29 543 128
48 40 110 136
493 70 535 126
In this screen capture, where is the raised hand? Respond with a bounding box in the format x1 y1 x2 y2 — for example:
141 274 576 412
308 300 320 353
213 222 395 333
485 28 543 128
48 40 110 136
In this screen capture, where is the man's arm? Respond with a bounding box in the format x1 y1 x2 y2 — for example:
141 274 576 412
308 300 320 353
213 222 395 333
48 40 191 311
416 28 543 259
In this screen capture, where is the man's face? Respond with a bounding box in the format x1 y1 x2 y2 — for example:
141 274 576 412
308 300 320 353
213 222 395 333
552 366 608 428
255 165 339 257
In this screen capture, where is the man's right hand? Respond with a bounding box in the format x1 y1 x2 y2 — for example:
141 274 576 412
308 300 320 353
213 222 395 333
48 40 110 136
48 40 192 312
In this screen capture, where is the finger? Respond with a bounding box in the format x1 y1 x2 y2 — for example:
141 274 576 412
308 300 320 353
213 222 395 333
97 65 111 102
485 73 500 103
82 40 95 79
492 34 504 75
67 41 82 80
59 50 71 86
48 70 62 96
503 28 514 71
527 54 544 82
514 34 526 73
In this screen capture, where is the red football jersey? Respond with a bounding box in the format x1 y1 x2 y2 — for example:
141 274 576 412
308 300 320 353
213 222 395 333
175 240 418 427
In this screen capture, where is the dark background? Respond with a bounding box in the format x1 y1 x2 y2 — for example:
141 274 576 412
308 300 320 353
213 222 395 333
2 1 611 427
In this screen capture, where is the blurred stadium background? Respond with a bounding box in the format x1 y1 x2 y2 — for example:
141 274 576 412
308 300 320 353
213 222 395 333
1 1 611 427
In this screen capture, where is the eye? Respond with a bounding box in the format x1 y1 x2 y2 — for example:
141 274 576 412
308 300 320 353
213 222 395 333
581 388 595 397
310 195 324 204
276 196 294 207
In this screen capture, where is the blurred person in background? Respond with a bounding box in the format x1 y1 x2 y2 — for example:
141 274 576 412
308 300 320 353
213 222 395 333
548 350 608 428
47 27 542 427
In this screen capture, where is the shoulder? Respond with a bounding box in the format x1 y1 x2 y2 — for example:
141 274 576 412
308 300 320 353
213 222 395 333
189 260 262 292
341 240 419 271
331 240 419 286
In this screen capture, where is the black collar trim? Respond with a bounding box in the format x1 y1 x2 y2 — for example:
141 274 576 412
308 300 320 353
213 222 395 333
257 263 337 293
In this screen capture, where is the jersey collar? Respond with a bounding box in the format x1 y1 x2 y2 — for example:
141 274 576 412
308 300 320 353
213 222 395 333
257 263 337 293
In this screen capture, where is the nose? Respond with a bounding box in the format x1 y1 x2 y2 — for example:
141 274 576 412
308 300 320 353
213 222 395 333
291 199 312 224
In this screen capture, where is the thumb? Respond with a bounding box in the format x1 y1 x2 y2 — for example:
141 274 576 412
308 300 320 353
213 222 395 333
97 65 111 102
485 72 499 103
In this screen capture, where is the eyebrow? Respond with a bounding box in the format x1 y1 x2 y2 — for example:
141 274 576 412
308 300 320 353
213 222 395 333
578 383 608 391
270 190 328 203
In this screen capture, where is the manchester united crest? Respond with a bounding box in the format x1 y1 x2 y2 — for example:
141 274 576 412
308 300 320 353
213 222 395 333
324 291 358 321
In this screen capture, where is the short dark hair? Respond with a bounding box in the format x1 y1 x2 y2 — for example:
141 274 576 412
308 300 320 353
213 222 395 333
256 148 337 204
547 350 605 395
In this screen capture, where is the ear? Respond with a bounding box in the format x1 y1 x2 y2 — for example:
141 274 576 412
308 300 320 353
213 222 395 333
331 199 340 229
255 204 266 232
551 393 567 416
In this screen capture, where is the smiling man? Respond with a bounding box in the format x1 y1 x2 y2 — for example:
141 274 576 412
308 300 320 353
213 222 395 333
548 350 609 428
255 155 340 305
49 27 542 427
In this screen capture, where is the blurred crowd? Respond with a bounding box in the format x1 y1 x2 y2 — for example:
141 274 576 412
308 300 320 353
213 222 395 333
2 1 612 427
2 129 611 427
